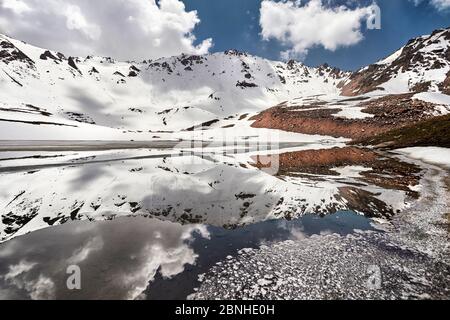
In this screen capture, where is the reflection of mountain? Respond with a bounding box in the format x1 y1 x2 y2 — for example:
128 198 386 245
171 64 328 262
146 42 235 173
0 147 421 242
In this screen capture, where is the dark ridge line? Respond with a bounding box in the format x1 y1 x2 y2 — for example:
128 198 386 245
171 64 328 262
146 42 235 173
0 107 52 117
0 118 78 127
0 154 67 162
5 190 25 207
2 70 23 87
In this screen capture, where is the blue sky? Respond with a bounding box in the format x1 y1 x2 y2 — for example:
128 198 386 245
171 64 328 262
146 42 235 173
1 0 449 68
183 0 450 70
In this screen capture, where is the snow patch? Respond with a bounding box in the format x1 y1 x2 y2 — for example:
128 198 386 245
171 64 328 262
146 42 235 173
396 147 450 169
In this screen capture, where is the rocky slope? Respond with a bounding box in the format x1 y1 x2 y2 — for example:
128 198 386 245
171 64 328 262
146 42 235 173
250 28 450 142
250 92 450 139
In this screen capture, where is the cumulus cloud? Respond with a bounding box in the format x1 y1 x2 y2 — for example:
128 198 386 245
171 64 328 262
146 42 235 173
0 0 212 60
259 0 376 60
1 0 31 14
411 0 450 11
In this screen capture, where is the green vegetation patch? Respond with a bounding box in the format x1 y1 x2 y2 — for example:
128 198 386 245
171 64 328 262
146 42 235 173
354 114 450 149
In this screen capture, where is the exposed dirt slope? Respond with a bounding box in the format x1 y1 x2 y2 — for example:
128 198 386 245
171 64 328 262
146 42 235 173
250 94 439 140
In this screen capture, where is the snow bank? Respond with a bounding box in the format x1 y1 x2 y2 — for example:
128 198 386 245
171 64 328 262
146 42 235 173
413 92 450 106
396 147 450 169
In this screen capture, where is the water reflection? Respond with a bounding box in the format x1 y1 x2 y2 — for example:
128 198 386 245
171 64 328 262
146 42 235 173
0 212 374 300
0 217 208 299
0 147 420 242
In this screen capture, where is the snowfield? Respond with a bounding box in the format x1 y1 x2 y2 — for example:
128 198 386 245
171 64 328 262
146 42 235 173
413 92 450 106
413 92 450 115
396 147 450 169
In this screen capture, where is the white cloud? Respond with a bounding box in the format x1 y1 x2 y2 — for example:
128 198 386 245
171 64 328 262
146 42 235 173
1 0 31 15
259 0 375 60
0 0 212 60
64 5 101 40
413 0 450 10
432 0 450 10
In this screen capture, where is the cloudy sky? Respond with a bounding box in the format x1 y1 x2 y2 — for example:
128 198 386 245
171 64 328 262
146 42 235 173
0 0 449 70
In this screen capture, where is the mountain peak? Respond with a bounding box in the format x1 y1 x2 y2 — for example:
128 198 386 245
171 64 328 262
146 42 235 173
0 32 349 133
341 27 450 96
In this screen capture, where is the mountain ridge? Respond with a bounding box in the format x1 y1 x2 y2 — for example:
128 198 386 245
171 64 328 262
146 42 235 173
341 27 450 96
0 27 449 138
0 32 349 134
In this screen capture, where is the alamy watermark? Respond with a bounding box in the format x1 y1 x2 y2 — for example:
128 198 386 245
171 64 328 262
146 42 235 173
66 265 81 290
367 4 381 30
172 124 281 176
366 264 382 290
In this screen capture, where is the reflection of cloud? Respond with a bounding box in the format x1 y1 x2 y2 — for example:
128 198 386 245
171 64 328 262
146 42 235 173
120 224 209 300
277 220 306 240
123 243 195 299
68 236 104 264
27 275 56 300
182 224 210 241
0 288 16 299
2 260 55 300
0 218 210 300
4 260 36 279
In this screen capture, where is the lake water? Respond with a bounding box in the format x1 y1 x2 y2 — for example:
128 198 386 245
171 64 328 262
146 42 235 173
0 143 443 300
0 211 376 300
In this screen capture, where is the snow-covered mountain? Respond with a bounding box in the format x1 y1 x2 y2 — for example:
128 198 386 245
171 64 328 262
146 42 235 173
0 33 348 138
2 28 450 140
341 27 450 96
